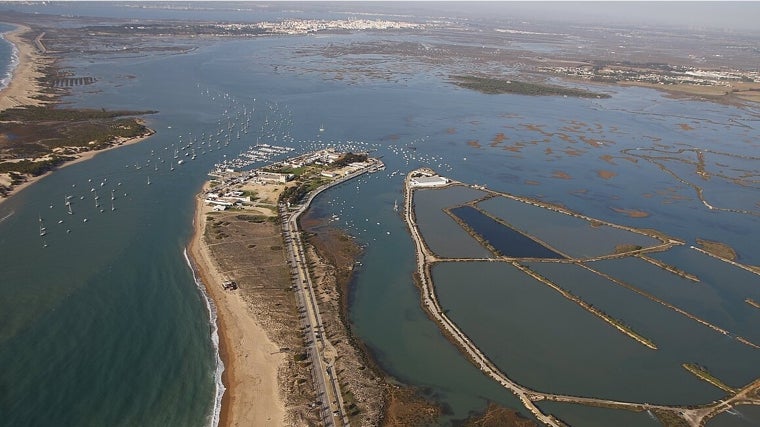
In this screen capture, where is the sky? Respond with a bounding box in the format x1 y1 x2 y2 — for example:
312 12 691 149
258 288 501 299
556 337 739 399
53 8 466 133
1 1 759 33
430 2 760 33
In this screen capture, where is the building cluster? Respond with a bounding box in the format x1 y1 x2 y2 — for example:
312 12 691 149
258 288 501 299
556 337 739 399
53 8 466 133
219 18 423 35
540 65 760 87
280 148 342 169
204 148 382 211
204 189 251 211
409 170 451 187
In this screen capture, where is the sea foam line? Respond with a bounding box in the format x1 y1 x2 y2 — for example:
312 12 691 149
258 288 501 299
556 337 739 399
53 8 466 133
183 248 225 427
0 30 20 91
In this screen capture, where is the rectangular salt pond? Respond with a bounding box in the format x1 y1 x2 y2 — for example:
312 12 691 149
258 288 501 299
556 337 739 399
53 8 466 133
526 262 760 388
591 249 760 345
432 261 724 405
477 196 660 258
412 186 492 258
450 205 564 258
537 401 661 427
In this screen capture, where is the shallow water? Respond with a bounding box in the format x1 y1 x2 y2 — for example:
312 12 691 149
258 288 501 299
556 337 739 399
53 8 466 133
0 5 758 426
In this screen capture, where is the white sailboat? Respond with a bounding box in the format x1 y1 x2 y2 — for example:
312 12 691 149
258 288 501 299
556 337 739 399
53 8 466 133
38 215 47 236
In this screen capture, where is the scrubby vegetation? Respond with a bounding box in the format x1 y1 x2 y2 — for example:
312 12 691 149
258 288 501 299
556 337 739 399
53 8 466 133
451 75 611 98
330 152 368 169
0 156 74 176
0 106 155 173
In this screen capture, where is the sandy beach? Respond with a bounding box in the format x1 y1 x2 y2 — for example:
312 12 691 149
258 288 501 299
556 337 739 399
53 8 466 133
187 194 287 427
0 24 48 111
0 130 155 205
0 24 158 206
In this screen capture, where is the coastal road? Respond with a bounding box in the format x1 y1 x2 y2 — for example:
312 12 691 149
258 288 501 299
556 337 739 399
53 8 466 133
277 164 384 427
281 204 346 427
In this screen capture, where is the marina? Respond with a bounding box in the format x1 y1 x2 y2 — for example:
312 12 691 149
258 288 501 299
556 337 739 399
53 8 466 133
0 4 758 426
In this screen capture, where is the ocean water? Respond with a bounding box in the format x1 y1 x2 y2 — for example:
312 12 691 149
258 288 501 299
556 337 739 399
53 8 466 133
0 4 758 427
0 23 18 91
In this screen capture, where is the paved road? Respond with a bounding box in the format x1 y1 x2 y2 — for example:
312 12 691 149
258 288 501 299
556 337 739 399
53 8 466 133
279 162 384 426
281 204 346 427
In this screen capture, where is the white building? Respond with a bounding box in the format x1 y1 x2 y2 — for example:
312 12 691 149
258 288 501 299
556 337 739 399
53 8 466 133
410 176 450 187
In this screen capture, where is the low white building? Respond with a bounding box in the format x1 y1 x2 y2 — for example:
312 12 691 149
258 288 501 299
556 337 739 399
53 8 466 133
410 176 450 187
256 171 293 184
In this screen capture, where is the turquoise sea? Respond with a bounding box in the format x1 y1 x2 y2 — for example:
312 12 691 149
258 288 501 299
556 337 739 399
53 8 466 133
2 4 759 426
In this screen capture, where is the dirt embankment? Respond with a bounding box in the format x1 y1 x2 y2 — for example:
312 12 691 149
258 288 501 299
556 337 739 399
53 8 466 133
301 215 443 426
459 403 538 427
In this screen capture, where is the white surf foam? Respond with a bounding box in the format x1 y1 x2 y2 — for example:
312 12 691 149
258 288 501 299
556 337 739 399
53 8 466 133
183 248 225 427
0 31 19 91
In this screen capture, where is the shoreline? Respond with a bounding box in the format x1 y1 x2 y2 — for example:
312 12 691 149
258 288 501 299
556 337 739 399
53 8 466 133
0 130 156 206
0 22 158 207
187 190 287 427
0 24 48 111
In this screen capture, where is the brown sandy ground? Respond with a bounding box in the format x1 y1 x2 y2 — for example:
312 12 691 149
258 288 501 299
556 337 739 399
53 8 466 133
597 170 617 179
696 238 737 261
201 210 321 425
610 207 650 218
0 25 50 111
458 403 538 427
620 81 760 106
382 385 442 427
